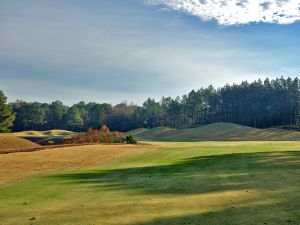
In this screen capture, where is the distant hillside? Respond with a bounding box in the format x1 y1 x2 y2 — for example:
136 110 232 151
10 130 76 145
0 135 40 152
127 122 300 141
12 130 75 137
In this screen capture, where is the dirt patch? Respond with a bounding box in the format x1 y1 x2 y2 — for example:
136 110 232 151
0 143 158 184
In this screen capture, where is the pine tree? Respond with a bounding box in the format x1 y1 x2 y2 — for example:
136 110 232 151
0 91 15 132
65 106 83 131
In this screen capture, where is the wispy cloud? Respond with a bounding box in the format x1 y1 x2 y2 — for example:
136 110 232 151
145 0 300 25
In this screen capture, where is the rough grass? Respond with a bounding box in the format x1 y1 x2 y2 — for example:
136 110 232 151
0 141 300 225
0 135 40 153
128 122 300 141
0 143 152 184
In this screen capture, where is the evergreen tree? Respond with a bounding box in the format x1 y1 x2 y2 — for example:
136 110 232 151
65 106 83 131
6 77 300 132
0 91 15 132
47 101 67 129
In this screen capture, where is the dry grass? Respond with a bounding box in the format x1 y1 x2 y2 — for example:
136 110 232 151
0 143 156 184
8 129 76 146
0 135 40 152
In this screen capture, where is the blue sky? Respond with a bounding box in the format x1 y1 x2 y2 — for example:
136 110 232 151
1 0 300 105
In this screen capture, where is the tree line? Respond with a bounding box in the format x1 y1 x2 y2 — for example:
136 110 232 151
1 77 300 133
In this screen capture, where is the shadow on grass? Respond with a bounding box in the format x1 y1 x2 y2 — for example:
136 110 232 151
48 151 300 224
128 206 299 225
50 151 300 195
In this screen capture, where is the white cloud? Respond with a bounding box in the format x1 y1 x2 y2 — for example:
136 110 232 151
145 0 300 25
0 0 297 105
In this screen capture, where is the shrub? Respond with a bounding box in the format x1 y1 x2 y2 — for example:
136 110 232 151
112 131 124 143
66 126 125 144
99 125 112 143
124 135 138 144
86 128 100 143
68 132 87 144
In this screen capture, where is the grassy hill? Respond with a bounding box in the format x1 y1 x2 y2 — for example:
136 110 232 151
128 122 300 141
10 130 76 145
0 135 40 153
0 141 299 224
12 130 75 137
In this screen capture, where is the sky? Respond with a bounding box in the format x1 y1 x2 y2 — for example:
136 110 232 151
1 0 300 105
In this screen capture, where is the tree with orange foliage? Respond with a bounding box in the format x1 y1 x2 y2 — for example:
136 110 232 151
86 128 100 143
66 125 126 144
112 131 124 143
100 125 112 143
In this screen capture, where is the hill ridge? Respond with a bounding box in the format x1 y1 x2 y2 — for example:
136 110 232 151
0 135 40 152
128 122 300 141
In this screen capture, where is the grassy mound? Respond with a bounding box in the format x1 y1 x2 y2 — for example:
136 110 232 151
10 130 76 145
13 130 75 137
0 135 40 152
128 122 300 141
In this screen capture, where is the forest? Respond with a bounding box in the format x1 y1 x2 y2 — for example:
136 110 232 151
1 77 300 132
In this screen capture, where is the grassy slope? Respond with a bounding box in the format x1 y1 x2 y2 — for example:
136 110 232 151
10 130 76 145
0 135 39 152
12 130 75 137
0 141 300 225
128 122 300 141
0 143 152 184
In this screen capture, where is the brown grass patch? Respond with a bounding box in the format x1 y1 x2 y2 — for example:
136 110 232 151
0 143 157 184
0 135 40 152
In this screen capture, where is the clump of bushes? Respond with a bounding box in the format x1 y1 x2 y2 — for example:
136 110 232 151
67 125 137 144
124 135 138 144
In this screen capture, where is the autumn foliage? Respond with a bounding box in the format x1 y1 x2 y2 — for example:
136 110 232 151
68 125 124 144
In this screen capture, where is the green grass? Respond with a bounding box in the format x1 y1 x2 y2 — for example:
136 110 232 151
128 122 300 141
1 141 300 225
